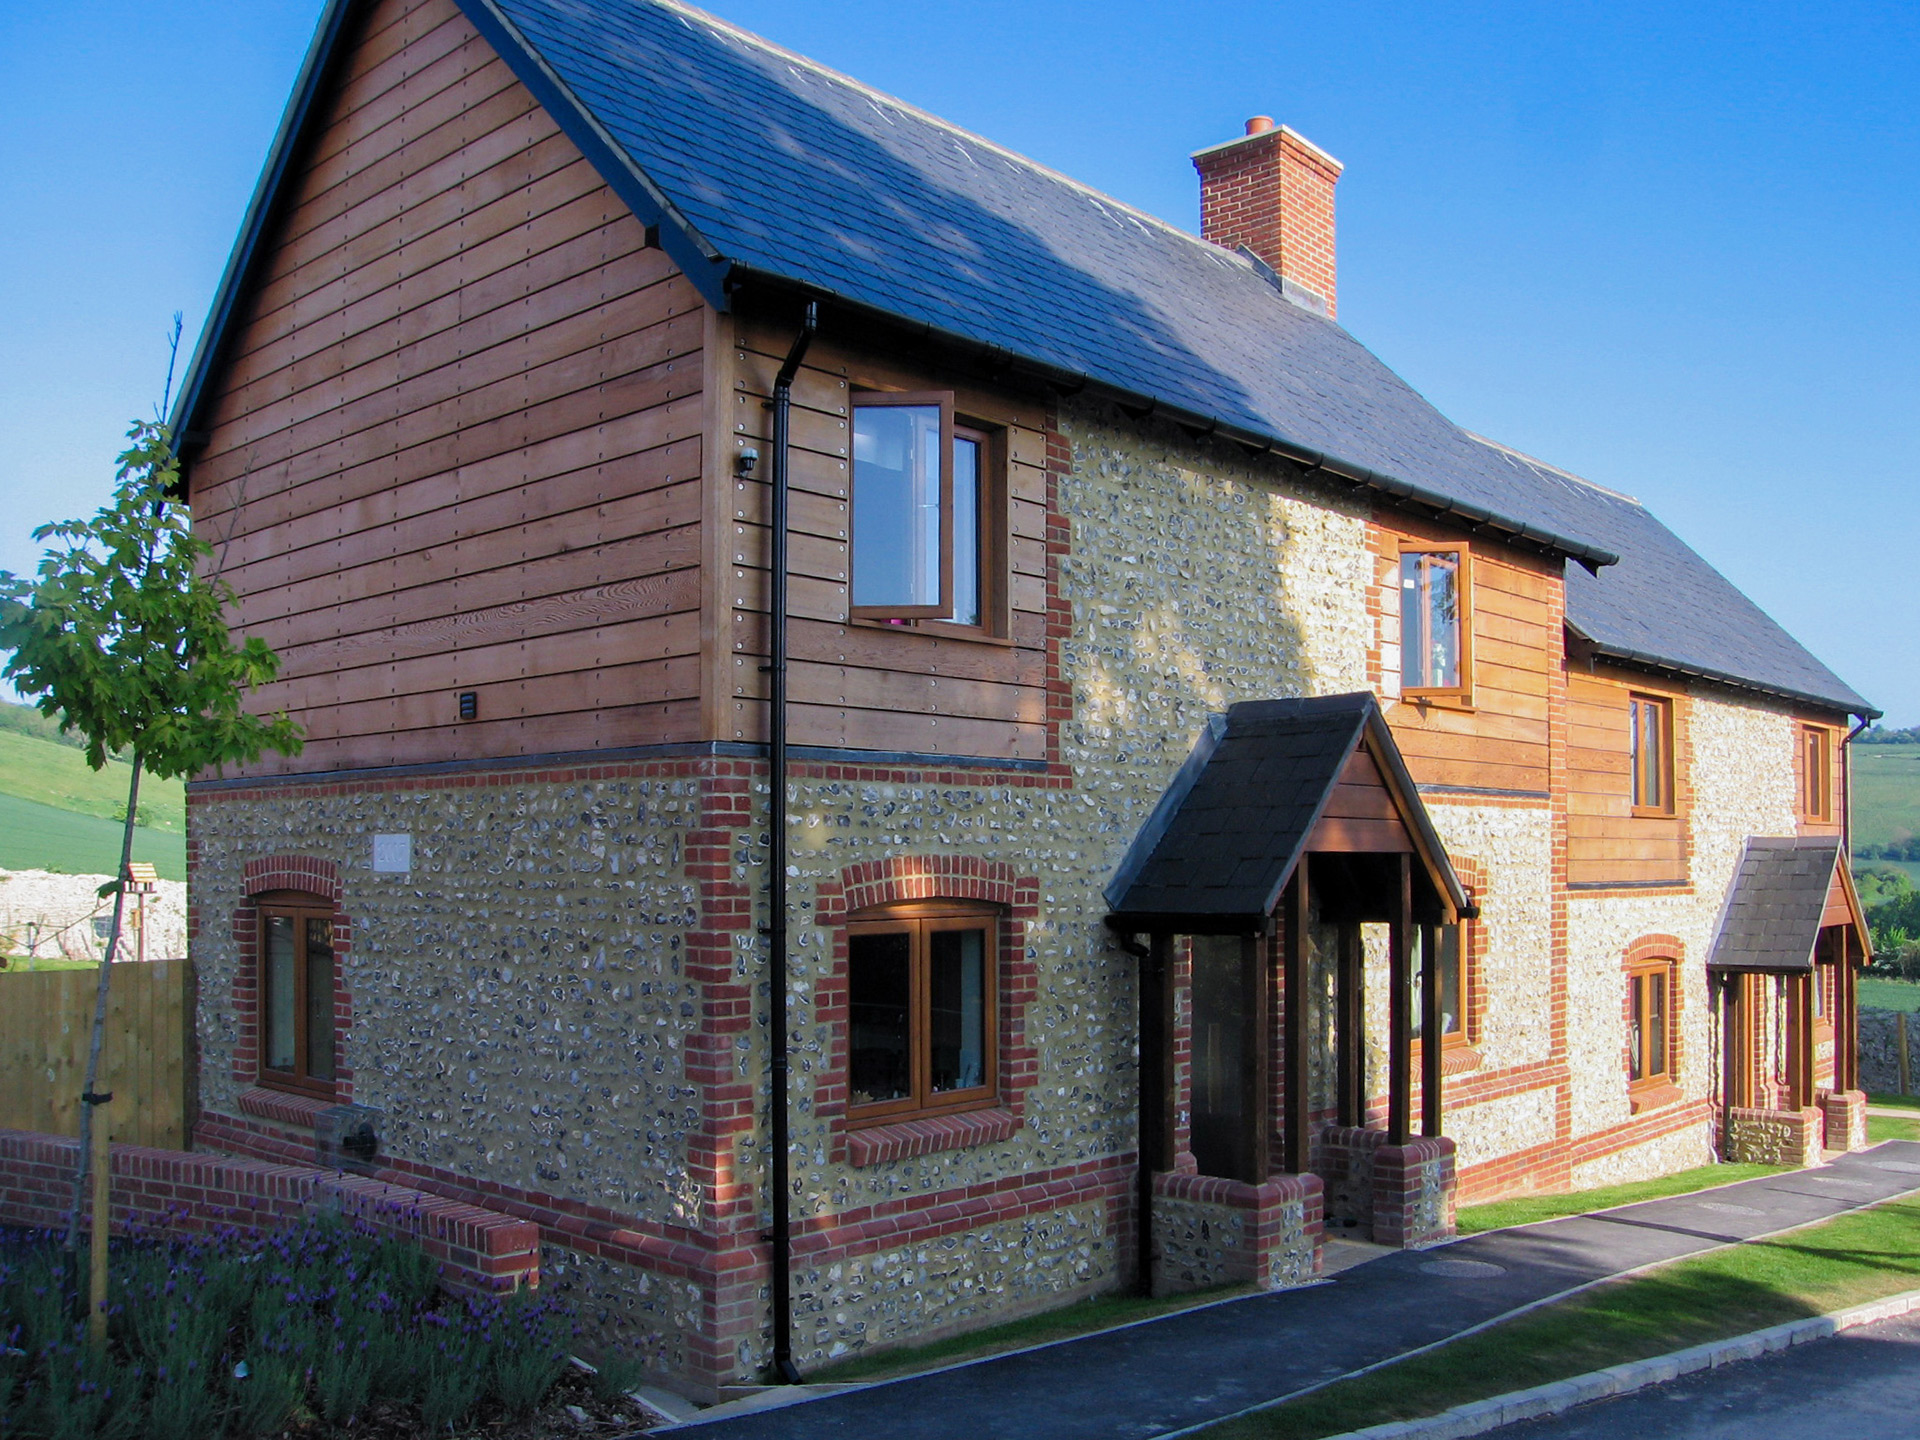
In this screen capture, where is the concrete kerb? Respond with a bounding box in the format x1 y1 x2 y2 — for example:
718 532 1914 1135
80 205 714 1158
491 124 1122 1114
1319 1286 1920 1440
1154 1165 1920 1440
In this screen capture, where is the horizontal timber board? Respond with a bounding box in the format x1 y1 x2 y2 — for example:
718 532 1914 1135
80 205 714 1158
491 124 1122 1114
725 699 1042 760
728 656 1044 725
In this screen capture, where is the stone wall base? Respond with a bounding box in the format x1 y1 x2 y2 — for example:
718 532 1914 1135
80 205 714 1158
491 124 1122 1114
0 1127 540 1293
1722 1106 1823 1167
1822 1090 1869 1154
1151 1171 1322 1295
1313 1125 1384 1239
1373 1136 1457 1248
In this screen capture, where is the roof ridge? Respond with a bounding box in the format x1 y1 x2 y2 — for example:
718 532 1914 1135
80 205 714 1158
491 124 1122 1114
645 0 1261 274
1460 429 1642 506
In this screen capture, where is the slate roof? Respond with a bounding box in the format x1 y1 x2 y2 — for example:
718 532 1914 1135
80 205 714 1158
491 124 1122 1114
171 0 1876 718
1472 438 1877 716
1104 694 1464 928
1708 837 1862 973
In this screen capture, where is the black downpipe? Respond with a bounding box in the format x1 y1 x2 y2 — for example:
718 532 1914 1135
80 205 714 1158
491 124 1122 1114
766 302 816 1385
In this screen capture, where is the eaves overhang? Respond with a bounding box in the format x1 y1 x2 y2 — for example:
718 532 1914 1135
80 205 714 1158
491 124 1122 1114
1565 622 1881 723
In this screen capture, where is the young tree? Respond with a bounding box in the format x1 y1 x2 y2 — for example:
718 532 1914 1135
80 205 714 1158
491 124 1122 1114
0 417 302 1334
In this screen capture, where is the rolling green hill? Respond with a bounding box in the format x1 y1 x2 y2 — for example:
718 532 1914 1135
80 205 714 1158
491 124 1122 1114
1855 745 1920 853
0 708 186 879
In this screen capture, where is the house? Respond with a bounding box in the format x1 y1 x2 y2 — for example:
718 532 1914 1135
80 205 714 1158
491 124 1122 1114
170 0 1878 1397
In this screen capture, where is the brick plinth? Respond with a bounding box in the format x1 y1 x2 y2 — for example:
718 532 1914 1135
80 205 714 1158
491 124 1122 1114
1372 1136 1457 1248
1821 1090 1868 1154
0 1128 540 1293
1151 1170 1322 1294
1722 1106 1822 1167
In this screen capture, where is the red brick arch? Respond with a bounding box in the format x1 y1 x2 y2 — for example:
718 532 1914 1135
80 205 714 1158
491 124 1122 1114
243 854 344 904
825 854 1024 921
1623 933 1685 967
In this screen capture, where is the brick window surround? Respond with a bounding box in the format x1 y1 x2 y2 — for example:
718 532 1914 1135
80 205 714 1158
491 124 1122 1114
816 857 1039 1165
232 856 354 1108
1623 935 1684 1113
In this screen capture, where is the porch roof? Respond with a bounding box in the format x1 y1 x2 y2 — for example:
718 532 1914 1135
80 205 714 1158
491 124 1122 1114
1708 837 1872 973
1104 693 1467 933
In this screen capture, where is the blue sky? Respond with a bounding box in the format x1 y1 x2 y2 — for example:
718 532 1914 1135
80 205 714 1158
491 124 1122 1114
1 1 1914 722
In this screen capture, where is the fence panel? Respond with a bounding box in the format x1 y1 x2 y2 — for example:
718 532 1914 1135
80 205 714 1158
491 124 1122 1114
0 960 190 1149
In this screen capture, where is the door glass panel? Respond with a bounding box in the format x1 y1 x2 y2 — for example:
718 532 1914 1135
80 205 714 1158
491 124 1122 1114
929 927 986 1092
852 404 942 609
306 917 335 1082
849 930 913 1106
1189 935 1247 1180
264 915 297 1072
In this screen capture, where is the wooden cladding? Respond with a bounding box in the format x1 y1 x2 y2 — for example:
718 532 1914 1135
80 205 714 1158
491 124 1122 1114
1568 668 1687 887
1377 521 1557 795
720 319 1050 761
191 0 704 775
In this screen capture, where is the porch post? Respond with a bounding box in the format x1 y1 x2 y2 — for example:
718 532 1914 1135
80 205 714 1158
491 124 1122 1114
1245 930 1272 1182
1335 926 1363 1127
1387 853 1412 1146
1136 932 1173 1296
1420 923 1443 1138
1843 932 1861 1093
1284 863 1311 1175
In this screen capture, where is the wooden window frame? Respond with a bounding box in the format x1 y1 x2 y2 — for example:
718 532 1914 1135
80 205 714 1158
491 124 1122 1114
849 389 1007 638
256 893 338 1100
1629 693 1676 817
1800 724 1834 822
845 899 1000 1127
1626 959 1676 1092
1397 543 1473 704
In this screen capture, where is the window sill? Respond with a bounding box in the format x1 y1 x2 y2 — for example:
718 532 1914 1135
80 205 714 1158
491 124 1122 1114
240 1085 335 1129
846 1106 1020 1167
848 617 1017 648
1398 692 1476 714
1629 1080 1683 1115
1411 1042 1482 1076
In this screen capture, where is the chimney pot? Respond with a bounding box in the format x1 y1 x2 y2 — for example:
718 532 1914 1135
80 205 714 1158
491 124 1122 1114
1193 122 1343 317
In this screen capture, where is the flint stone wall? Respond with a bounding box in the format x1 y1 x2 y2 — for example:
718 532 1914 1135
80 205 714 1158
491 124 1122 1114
1859 1008 1912 1095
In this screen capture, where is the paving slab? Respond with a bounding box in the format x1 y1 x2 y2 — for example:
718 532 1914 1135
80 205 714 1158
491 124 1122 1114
666 1142 1920 1440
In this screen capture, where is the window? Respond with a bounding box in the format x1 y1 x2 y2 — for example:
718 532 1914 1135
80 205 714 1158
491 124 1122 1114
1627 962 1673 1085
1411 924 1466 1045
850 392 999 631
1399 548 1469 696
847 901 997 1123
1801 725 1833 821
259 899 336 1096
1630 694 1674 815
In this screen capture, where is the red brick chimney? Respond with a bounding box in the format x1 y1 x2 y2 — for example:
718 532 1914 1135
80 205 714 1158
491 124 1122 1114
1193 118 1343 317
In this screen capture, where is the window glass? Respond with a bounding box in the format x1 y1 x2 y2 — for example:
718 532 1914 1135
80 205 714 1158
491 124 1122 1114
929 926 986 1092
1802 728 1831 818
1413 925 1464 1040
306 917 336 1082
1646 971 1667 1078
1400 551 1462 689
852 404 942 610
264 914 297 1072
1630 966 1671 1082
849 931 912 1106
1631 696 1669 812
950 435 981 627
1189 935 1249 1181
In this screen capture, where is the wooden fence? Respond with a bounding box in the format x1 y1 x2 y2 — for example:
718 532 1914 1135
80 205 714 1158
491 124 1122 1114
0 960 190 1150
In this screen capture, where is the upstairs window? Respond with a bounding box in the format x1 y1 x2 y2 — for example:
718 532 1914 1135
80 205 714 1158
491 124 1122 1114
851 392 998 631
1801 725 1834 822
847 901 998 1123
259 898 336 1097
1627 961 1673 1085
1399 548 1469 696
1630 694 1674 815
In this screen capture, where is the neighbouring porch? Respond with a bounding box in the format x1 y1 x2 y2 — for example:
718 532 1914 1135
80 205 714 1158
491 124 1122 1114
1107 695 1471 1294
1709 837 1872 1166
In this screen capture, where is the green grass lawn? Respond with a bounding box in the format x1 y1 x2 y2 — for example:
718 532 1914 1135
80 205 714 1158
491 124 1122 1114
0 727 183 833
0 791 184 880
1869 1113 1920 1143
1854 746 1920 854
1206 1188 1920 1439
1455 1161 1788 1235
1858 977 1920 1012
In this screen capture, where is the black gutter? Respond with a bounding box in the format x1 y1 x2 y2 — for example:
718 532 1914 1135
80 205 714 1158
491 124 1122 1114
727 270 1621 572
764 301 816 1386
1569 632 1880 723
